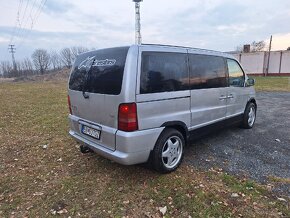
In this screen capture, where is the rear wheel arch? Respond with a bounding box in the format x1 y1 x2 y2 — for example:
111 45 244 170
160 121 189 143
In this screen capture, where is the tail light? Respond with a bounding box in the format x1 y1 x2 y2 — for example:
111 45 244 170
118 103 138 132
68 95 72 114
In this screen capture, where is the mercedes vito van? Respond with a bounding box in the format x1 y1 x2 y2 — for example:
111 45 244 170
68 44 256 173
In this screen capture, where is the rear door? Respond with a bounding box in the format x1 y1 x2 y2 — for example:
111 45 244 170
68 47 130 150
188 53 228 129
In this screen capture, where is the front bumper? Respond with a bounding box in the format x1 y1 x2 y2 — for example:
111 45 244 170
69 127 164 165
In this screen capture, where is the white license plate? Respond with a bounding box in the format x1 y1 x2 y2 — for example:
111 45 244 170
81 125 101 140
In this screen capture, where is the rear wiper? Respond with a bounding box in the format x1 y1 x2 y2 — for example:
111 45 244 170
82 59 95 99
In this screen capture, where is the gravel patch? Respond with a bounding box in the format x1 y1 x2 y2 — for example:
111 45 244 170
185 92 290 197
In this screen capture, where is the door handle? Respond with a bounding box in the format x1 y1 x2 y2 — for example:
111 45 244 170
227 94 234 99
219 95 227 100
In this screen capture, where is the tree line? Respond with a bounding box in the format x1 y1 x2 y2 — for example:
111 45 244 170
0 46 90 78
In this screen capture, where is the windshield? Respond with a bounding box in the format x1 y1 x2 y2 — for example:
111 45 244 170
69 46 129 95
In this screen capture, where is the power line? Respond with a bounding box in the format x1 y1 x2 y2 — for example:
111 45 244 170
17 0 43 46
13 0 30 42
8 45 17 71
33 0 47 22
28 0 40 27
19 0 47 47
9 0 24 44
9 0 48 48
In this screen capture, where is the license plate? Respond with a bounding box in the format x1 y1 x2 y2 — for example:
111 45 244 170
81 125 101 140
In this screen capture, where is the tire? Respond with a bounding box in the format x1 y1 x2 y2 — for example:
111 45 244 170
241 102 256 129
80 145 93 153
151 128 185 173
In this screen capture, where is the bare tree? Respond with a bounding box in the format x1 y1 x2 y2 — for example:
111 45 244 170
23 58 33 72
71 46 89 60
22 58 34 75
17 61 26 77
0 61 13 78
15 61 22 77
60 48 73 68
31 49 50 74
60 47 89 69
251 41 266 52
50 50 62 71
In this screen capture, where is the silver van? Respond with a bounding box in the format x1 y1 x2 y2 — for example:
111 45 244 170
68 44 256 173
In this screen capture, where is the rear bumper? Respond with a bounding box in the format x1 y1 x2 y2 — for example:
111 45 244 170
69 127 164 165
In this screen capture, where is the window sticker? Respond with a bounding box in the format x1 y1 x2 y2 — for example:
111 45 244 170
78 56 116 70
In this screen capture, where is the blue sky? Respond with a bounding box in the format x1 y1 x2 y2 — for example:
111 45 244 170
0 0 290 61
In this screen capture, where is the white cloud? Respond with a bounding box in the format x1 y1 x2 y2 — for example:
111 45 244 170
0 0 290 60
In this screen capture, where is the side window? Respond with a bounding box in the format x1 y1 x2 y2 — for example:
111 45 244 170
140 52 189 94
189 54 227 89
227 59 245 87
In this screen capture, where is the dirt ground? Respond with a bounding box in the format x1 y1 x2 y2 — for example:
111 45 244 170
186 91 290 197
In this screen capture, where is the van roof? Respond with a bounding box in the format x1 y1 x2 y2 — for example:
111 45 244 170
139 43 235 59
79 44 235 60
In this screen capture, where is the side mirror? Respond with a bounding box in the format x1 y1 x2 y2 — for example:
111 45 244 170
246 78 255 87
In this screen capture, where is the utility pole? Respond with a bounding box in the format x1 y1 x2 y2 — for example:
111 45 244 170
266 35 272 76
8 44 17 71
132 0 142 44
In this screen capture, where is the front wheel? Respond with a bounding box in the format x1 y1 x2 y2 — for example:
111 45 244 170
151 128 185 173
241 102 256 129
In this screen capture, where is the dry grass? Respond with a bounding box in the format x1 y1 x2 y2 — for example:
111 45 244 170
0 81 289 217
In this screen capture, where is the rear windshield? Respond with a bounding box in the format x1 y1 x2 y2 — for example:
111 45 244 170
69 46 129 95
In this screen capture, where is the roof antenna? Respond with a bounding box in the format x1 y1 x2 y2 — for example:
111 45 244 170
132 0 143 44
